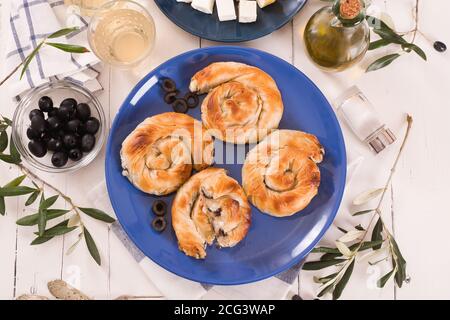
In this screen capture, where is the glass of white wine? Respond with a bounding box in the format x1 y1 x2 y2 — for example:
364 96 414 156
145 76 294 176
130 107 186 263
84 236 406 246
87 0 156 68
64 0 108 16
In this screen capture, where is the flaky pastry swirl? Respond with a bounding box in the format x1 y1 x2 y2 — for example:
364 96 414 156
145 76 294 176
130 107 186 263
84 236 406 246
172 168 251 259
242 130 324 217
120 112 214 195
190 62 284 144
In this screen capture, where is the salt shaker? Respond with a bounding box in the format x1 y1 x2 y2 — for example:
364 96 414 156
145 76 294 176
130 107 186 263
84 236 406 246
334 86 396 153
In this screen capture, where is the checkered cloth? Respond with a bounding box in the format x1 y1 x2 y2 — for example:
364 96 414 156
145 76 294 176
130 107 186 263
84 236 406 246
4 0 101 99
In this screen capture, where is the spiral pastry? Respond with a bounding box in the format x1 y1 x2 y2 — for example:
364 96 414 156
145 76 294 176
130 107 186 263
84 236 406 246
120 112 214 196
189 62 284 144
242 130 324 217
172 168 251 259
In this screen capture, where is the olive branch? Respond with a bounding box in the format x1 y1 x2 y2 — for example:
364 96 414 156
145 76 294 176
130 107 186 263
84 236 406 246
303 114 413 299
0 115 115 265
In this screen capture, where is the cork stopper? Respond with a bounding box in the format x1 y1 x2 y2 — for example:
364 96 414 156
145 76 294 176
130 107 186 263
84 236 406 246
339 0 362 19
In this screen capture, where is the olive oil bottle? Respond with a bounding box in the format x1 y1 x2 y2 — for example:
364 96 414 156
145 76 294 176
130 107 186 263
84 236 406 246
304 0 370 72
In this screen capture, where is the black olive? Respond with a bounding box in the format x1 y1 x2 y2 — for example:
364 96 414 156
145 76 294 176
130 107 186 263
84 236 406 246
66 119 81 133
30 115 47 133
26 127 40 140
38 96 53 112
184 93 199 108
51 151 68 167
47 107 58 118
68 148 83 161
161 78 177 92
28 140 47 158
80 134 96 152
434 41 447 52
47 137 63 152
29 109 44 120
291 294 303 300
172 99 188 113
51 129 65 139
63 133 78 149
47 116 62 131
60 98 77 112
151 217 167 232
75 103 91 121
41 131 52 144
164 90 179 104
152 200 167 216
57 105 72 122
84 117 100 134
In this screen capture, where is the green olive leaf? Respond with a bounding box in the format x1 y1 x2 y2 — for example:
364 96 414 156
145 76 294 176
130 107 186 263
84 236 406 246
401 43 427 61
4 175 26 188
332 259 355 300
0 197 5 216
368 39 391 50
30 235 54 245
2 117 12 126
78 207 116 223
366 54 401 72
40 195 59 210
45 42 90 54
371 218 384 250
83 226 101 266
47 27 79 39
25 190 41 206
0 186 36 197
16 209 70 226
20 42 45 80
351 209 375 216
377 269 395 288
9 135 20 162
391 237 407 287
38 207 47 237
0 131 7 152
303 259 347 271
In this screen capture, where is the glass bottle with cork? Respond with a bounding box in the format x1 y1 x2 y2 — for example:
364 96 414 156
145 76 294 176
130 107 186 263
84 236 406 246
304 0 370 72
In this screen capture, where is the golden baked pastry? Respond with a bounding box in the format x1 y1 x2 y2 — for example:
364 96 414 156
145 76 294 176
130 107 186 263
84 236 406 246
120 112 214 196
189 62 284 144
242 130 324 217
172 168 251 259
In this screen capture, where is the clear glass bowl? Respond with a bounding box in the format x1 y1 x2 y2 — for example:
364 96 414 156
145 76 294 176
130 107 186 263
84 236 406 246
12 80 106 173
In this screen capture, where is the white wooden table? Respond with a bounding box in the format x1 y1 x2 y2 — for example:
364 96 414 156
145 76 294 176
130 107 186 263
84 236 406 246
1 0 449 300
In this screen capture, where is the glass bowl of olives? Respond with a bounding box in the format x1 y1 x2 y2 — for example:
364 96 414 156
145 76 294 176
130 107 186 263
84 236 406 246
12 80 106 173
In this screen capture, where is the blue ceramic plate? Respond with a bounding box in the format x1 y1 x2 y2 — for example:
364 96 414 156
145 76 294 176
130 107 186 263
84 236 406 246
105 46 346 285
154 0 307 42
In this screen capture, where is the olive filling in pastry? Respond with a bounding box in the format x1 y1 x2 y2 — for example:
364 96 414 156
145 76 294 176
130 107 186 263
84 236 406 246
172 168 251 259
242 130 324 217
120 112 214 196
190 62 284 144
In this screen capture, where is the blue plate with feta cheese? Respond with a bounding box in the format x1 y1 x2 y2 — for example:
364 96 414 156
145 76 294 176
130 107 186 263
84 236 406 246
154 0 307 42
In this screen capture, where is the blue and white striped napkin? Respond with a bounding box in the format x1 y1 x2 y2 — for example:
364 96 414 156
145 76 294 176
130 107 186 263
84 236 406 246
4 0 101 99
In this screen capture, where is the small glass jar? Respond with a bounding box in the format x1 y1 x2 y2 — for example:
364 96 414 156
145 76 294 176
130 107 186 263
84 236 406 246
334 86 396 153
304 3 370 72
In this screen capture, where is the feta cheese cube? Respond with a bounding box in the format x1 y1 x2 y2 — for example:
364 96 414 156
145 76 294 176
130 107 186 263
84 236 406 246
239 1 257 23
256 0 276 9
216 0 237 21
191 0 215 14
